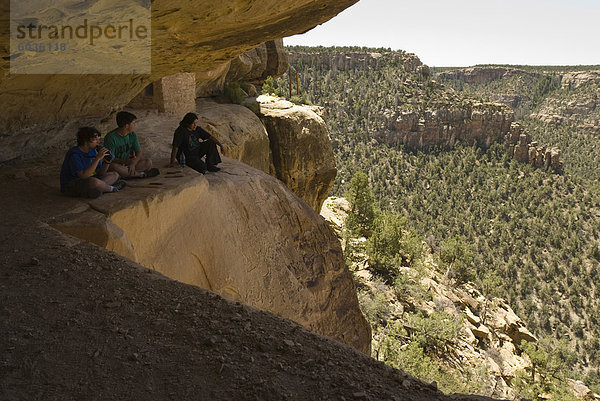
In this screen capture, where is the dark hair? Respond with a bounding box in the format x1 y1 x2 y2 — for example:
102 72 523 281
76 126 101 146
116 111 137 127
180 112 198 128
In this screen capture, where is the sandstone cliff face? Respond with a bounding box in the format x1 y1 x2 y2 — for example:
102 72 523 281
435 67 541 85
0 0 358 162
257 96 337 212
194 99 272 174
531 71 600 130
382 102 514 149
52 160 371 354
288 51 514 150
289 51 425 74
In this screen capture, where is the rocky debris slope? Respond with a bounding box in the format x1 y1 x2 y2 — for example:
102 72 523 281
257 95 337 212
1 150 504 401
320 197 536 399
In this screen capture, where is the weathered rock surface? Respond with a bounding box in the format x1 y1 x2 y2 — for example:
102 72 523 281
561 71 600 90
532 72 600 130
289 50 425 74
52 159 370 354
505 122 562 171
258 95 337 212
226 39 288 85
0 0 358 161
94 101 270 174
196 39 289 97
382 102 514 149
435 67 541 85
194 99 271 173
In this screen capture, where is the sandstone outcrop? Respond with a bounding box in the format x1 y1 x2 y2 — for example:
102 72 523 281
194 99 271 174
505 122 562 171
196 39 289 97
382 102 514 149
435 67 541 85
561 71 600 90
52 160 371 354
257 95 337 212
99 101 271 175
226 39 288 86
0 0 358 162
289 51 424 74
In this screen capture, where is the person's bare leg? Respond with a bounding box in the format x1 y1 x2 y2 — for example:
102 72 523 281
100 171 119 187
135 158 152 172
109 163 142 178
87 176 114 193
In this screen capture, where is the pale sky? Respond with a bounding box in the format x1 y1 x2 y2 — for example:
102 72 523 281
284 0 600 67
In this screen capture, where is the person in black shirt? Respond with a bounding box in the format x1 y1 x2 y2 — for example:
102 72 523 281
168 113 226 173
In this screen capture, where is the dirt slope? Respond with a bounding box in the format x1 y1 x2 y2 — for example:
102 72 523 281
0 157 502 401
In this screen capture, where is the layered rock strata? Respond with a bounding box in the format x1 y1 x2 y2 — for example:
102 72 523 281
289 51 426 75
383 103 514 149
435 67 541 85
52 159 371 354
257 96 337 212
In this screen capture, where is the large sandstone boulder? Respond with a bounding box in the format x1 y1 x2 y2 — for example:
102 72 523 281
0 0 358 162
257 96 337 212
194 99 271 173
95 101 270 174
51 159 371 354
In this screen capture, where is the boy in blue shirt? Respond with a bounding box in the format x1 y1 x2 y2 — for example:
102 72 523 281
60 127 126 198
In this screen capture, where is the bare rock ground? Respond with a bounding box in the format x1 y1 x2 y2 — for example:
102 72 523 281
0 151 502 401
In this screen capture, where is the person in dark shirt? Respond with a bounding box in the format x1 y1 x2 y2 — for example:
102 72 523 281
59 127 126 198
168 112 226 174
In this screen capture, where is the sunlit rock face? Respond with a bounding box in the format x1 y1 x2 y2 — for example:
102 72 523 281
258 96 337 213
52 159 372 354
0 0 358 161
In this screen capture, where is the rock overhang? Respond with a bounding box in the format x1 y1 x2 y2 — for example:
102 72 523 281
0 0 359 160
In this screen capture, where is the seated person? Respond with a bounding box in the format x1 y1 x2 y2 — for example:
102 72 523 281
104 111 159 178
60 126 126 198
167 112 226 174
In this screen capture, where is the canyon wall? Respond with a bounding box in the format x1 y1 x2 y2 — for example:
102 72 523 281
382 103 514 149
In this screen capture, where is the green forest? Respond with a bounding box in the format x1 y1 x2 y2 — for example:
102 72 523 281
268 46 600 397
